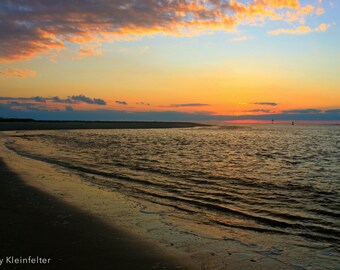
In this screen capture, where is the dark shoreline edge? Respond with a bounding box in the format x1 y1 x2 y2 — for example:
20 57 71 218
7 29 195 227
0 120 210 131
0 157 195 269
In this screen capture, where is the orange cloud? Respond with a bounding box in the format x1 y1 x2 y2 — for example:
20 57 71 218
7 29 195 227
285 4 314 23
316 7 324 15
79 46 103 56
0 0 327 62
0 27 64 63
315 23 330 32
269 23 330 35
269 25 312 35
0 68 37 79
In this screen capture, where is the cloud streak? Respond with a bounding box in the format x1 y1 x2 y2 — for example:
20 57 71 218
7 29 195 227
0 95 106 106
269 23 330 35
136 102 150 106
71 95 106 105
169 103 210 107
244 109 272 113
253 102 278 106
116 100 128 105
0 0 326 62
0 68 36 78
282 109 322 114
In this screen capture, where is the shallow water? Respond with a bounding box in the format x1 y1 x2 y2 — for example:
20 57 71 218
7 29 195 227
6 125 340 269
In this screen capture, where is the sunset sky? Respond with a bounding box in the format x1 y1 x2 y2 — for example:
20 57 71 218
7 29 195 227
0 0 339 123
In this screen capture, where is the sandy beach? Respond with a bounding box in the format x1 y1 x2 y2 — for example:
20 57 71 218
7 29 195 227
0 137 200 269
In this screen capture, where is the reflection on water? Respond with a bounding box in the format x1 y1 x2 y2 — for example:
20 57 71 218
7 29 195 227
6 124 340 269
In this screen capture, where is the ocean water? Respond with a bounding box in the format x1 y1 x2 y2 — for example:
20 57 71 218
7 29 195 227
6 125 340 269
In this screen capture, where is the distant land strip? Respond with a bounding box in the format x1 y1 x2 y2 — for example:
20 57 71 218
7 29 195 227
0 118 209 131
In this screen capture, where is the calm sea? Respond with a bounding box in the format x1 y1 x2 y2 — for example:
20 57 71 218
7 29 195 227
6 125 340 269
